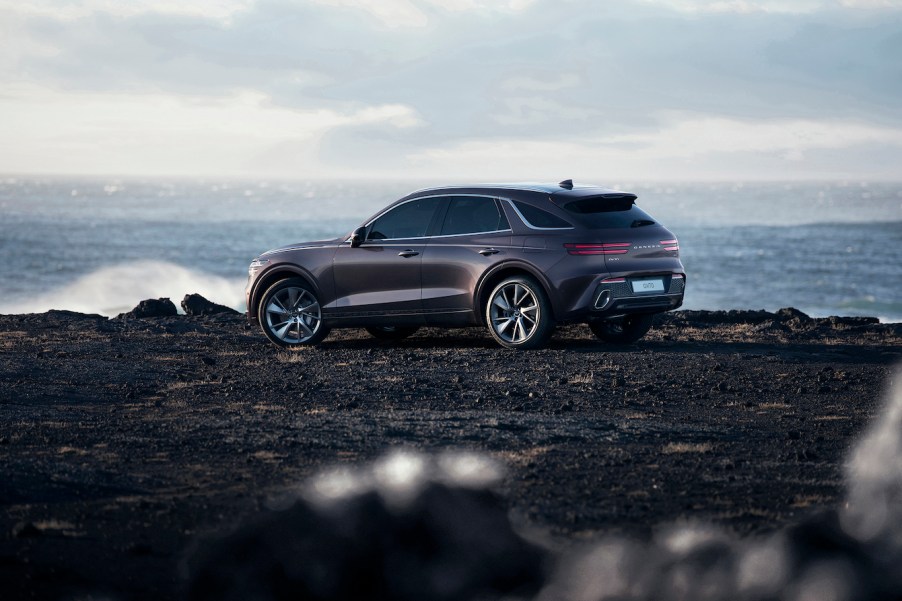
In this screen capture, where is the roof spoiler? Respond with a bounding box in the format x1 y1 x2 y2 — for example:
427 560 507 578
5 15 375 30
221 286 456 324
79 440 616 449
599 193 637 203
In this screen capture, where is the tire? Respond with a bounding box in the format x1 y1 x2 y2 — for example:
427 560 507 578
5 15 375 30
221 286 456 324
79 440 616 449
257 278 330 347
589 313 655 344
485 275 554 350
365 326 420 341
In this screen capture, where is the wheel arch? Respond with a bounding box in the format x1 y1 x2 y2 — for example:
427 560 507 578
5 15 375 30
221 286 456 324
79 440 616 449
249 266 319 322
474 261 558 326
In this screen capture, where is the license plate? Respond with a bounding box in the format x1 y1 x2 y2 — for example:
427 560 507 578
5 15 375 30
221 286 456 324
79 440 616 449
631 278 664 293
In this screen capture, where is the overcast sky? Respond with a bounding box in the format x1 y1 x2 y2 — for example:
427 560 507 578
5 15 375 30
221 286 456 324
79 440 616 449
2 0 901 181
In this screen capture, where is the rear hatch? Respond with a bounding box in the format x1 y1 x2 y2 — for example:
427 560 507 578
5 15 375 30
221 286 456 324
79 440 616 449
555 192 682 276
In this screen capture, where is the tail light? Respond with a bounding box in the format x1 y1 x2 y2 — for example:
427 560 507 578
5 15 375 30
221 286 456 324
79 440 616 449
564 243 630 255
672 273 684 279
661 239 680 252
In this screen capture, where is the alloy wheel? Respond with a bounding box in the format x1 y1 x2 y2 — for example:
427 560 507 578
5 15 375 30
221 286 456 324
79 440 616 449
489 282 540 344
264 285 323 344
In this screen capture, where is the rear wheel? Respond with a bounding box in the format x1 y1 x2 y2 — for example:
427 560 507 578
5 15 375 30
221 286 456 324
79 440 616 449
365 326 420 341
258 278 330 347
589 314 654 344
486 276 554 350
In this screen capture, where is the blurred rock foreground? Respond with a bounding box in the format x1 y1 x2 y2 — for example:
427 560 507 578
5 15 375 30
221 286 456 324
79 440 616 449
187 453 545 601
187 374 902 601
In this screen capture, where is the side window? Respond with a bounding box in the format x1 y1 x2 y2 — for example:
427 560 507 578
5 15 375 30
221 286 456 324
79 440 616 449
512 201 573 229
368 198 438 240
440 196 509 236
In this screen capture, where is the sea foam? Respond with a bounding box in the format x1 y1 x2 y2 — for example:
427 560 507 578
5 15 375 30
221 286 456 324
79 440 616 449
0 260 245 317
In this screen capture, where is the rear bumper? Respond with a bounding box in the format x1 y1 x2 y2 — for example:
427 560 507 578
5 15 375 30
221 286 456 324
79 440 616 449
594 292 683 315
590 274 685 317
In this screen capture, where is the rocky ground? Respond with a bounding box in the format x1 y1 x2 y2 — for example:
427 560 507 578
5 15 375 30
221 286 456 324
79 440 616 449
0 302 900 600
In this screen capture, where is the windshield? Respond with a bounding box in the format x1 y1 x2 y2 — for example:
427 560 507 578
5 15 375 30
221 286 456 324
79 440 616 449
562 197 657 229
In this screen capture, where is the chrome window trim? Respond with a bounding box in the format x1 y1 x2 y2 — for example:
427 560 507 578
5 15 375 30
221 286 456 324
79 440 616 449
428 229 512 240
408 182 565 195
364 196 428 228
433 194 511 237
346 237 431 244
348 194 512 243
500 198 575 231
361 196 438 242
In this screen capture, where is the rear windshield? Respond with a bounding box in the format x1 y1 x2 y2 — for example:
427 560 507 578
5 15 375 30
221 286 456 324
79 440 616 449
562 197 657 229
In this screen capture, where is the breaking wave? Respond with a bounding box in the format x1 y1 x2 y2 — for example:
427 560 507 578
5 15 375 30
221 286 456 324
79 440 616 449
0 261 245 317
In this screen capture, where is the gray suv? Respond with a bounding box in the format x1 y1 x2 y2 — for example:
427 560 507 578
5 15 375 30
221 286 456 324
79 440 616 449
246 180 685 349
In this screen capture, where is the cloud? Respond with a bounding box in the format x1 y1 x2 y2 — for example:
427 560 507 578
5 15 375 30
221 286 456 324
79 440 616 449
0 0 254 22
0 83 422 176
606 116 902 159
405 116 902 180
309 0 538 28
2 0 901 178
639 0 902 12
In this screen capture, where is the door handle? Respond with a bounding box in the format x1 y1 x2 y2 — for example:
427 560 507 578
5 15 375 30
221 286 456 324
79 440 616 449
478 248 500 256
398 249 420 258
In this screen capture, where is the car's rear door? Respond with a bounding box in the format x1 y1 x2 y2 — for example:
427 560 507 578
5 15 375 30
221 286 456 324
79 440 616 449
420 195 512 325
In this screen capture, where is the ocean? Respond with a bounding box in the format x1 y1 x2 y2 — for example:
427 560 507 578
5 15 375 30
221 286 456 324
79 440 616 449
1 177 900 322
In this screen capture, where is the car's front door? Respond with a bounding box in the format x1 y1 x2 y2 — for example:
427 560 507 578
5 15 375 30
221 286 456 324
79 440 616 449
332 196 442 319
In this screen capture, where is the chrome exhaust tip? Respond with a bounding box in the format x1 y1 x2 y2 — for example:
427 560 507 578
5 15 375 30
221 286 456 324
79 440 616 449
595 289 612 310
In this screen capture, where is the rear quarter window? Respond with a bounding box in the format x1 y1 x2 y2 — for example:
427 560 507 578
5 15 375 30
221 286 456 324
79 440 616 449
512 200 573 229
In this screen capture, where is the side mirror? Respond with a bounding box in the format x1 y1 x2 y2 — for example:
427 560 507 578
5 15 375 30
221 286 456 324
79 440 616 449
350 226 366 248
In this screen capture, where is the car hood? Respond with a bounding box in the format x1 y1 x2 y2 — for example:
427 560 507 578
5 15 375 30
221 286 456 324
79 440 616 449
259 236 345 258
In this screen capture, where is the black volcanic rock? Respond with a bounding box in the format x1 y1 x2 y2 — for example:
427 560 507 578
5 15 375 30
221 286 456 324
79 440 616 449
776 307 812 322
181 294 240 316
0 309 899 600
662 309 778 326
45 310 106 320
186 454 546 601
823 315 880 326
116 298 178 319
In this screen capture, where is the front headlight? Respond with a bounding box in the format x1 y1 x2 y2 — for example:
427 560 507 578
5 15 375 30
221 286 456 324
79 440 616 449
248 258 269 276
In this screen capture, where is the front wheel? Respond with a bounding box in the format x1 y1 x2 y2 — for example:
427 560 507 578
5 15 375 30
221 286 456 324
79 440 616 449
258 278 330 347
486 276 554 350
365 326 420 341
589 314 655 344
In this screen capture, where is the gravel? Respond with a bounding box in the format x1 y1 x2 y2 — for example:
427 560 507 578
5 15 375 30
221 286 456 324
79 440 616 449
0 305 899 600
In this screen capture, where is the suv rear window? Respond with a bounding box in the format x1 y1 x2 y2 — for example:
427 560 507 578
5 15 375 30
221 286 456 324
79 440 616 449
562 196 657 229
